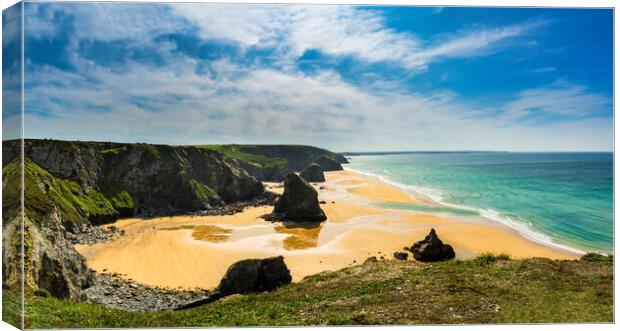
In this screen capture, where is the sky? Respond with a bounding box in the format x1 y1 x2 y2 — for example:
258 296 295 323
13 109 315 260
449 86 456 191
2 2 614 152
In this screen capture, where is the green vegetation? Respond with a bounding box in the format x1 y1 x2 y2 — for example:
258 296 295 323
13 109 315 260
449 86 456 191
2 158 117 225
580 252 613 263
101 146 127 156
196 145 288 169
110 191 134 210
190 179 218 201
142 144 161 159
33 289 51 298
473 253 511 265
3 256 612 328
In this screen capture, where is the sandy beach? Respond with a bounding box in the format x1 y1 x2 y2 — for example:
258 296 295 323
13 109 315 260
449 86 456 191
75 170 579 290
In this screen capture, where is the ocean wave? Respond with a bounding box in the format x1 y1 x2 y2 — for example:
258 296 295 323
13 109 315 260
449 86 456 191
343 165 587 255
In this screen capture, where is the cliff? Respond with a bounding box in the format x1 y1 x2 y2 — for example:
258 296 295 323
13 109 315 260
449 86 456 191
196 144 347 181
1 139 347 300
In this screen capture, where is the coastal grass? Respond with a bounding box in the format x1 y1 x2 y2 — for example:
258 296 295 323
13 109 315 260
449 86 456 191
2 158 117 225
3 255 612 328
194 145 289 169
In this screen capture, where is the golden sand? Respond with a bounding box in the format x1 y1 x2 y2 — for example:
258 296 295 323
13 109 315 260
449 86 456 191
75 169 579 290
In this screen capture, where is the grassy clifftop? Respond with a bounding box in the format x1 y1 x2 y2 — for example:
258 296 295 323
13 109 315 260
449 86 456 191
3 255 613 328
195 144 347 180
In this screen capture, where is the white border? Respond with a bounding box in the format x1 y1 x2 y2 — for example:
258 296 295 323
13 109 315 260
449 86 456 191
0 1 616 331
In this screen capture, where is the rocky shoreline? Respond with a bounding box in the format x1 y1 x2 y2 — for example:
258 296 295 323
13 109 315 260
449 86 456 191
69 192 279 246
83 273 211 311
73 191 281 311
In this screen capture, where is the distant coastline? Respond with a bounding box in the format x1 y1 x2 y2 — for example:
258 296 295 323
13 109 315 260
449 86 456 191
341 150 612 156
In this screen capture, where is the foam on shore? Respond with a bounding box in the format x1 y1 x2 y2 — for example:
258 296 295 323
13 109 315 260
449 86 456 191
342 165 586 255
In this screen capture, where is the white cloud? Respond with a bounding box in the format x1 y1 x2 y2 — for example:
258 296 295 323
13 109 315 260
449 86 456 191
24 54 612 151
411 20 545 65
169 4 542 70
20 3 612 151
24 3 544 71
25 2 191 42
504 81 611 120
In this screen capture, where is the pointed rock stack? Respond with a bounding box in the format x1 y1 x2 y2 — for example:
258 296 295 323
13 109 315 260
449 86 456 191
268 173 327 223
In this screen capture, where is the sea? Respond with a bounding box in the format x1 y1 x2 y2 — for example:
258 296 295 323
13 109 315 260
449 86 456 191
344 152 613 254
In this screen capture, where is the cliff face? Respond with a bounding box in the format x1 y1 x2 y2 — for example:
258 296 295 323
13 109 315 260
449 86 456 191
3 140 265 224
2 139 266 299
202 144 348 181
1 139 346 300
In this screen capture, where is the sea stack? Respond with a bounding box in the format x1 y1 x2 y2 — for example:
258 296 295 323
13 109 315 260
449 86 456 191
269 173 327 222
299 163 326 182
407 229 455 262
313 155 343 171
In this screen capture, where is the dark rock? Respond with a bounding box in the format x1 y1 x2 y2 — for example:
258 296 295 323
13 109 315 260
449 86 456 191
218 256 291 294
393 252 408 261
364 256 378 264
2 210 93 301
299 163 326 182
176 256 291 310
406 229 455 262
266 173 326 223
313 155 343 172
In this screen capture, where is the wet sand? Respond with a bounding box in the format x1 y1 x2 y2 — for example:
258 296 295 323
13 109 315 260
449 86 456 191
76 170 579 290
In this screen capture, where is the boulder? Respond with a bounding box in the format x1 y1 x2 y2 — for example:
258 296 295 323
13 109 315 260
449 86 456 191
406 229 455 262
393 252 408 261
299 163 325 182
314 155 343 172
218 256 291 294
176 256 291 309
269 173 327 223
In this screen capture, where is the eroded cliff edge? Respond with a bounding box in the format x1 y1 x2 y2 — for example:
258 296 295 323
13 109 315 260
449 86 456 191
1 139 346 300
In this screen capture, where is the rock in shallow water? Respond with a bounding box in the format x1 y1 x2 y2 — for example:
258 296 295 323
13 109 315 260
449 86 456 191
407 229 455 262
265 173 327 223
300 163 326 182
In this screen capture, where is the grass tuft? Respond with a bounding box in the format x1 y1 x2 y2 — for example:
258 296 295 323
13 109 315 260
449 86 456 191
473 253 511 265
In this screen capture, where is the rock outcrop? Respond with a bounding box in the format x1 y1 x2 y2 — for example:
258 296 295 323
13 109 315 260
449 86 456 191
314 155 344 172
299 163 325 182
176 256 291 309
1 139 344 301
217 145 347 181
2 139 267 299
406 229 455 262
2 212 93 300
267 173 327 223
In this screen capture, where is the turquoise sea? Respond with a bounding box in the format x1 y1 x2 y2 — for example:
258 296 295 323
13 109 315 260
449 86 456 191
344 152 613 254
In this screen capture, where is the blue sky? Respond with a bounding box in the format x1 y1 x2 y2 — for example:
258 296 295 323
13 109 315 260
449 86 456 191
4 2 613 151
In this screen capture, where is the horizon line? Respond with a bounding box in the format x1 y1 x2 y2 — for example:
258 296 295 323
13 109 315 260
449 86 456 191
3 137 613 154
